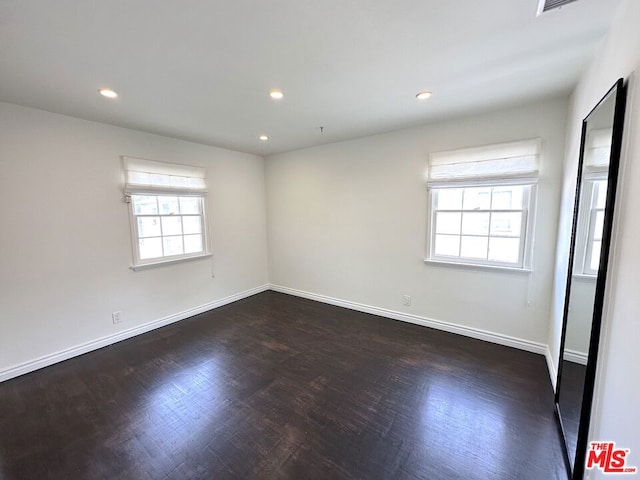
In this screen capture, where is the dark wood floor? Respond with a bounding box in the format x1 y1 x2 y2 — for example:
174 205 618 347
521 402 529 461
0 292 567 480
557 360 587 468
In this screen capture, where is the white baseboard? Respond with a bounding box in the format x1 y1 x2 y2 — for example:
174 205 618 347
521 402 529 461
563 349 588 366
545 346 588 394
545 345 558 391
270 284 547 355
0 284 269 383
1 284 557 385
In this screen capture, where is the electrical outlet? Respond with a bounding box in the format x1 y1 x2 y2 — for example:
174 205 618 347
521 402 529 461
402 295 412 306
112 311 122 324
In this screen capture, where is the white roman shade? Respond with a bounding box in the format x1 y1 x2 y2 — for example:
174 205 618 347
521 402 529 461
427 139 541 187
123 156 207 195
584 128 612 177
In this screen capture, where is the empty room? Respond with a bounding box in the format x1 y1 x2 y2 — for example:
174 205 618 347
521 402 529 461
1 0 639 479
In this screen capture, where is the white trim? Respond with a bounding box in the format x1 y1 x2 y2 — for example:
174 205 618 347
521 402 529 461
563 348 588 366
572 273 597 282
423 259 532 274
130 253 212 271
0 284 269 383
269 284 546 355
1 284 556 385
545 345 558 391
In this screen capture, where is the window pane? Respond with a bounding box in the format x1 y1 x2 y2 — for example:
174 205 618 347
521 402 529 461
436 189 463 210
158 196 179 215
491 186 523 210
593 210 604 241
595 181 608 209
184 234 203 254
463 187 491 210
435 212 461 234
488 237 520 264
182 216 202 235
434 234 460 257
179 196 202 214
460 236 488 259
161 216 182 236
590 241 602 271
139 237 163 260
137 216 161 238
490 212 522 237
163 236 184 256
132 195 158 215
461 212 489 235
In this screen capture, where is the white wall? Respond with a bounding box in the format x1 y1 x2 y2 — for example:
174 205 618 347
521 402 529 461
266 98 568 347
564 278 595 360
0 102 269 378
548 0 640 476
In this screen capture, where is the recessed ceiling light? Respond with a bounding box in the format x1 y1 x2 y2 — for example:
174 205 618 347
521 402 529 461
269 89 284 100
416 90 432 100
259 135 269 141
98 88 118 98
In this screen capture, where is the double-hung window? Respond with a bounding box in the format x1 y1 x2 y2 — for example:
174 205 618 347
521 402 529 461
574 128 612 276
577 179 607 275
426 139 541 270
123 156 211 269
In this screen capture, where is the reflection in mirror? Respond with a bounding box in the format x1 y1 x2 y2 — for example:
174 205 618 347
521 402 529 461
558 277 595 465
555 78 626 479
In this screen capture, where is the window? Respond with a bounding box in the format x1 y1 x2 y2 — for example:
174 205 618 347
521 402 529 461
580 180 607 274
573 128 612 276
426 139 540 269
123 156 210 269
131 195 206 261
430 185 531 266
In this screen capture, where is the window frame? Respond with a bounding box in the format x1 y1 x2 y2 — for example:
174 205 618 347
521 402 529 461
126 193 212 270
426 181 536 271
573 176 607 277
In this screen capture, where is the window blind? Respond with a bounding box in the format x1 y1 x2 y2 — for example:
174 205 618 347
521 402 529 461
427 139 541 187
584 128 612 177
123 156 207 194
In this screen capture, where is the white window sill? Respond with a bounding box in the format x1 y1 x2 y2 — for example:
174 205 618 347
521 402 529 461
131 253 212 271
424 258 531 274
572 273 597 282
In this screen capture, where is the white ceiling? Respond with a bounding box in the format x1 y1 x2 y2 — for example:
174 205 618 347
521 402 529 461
0 0 621 155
